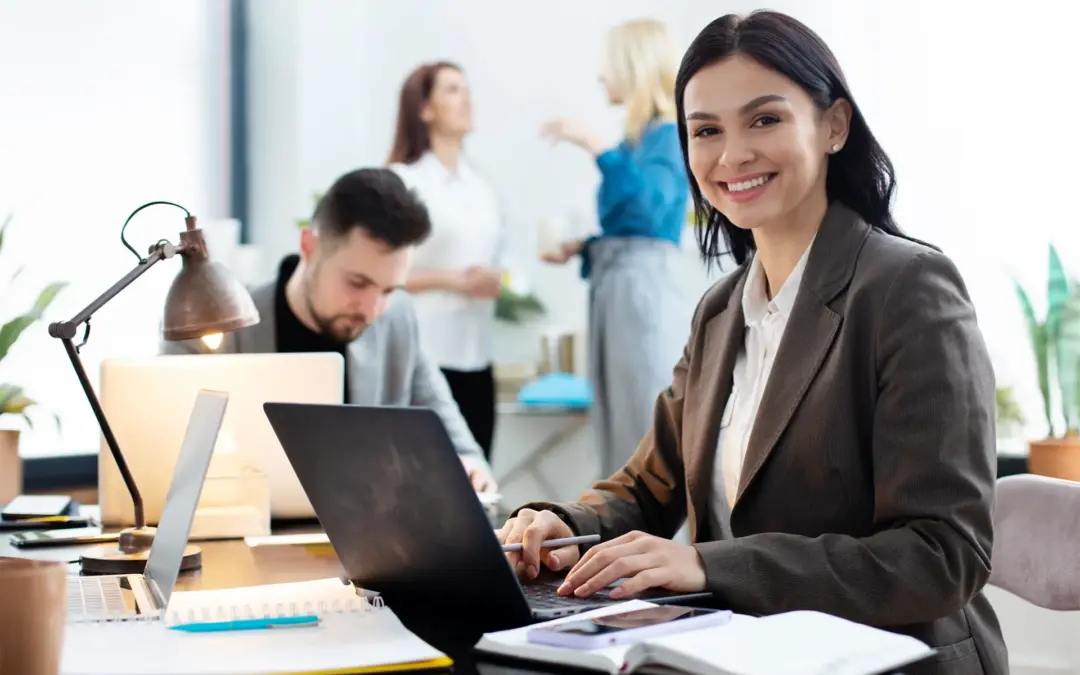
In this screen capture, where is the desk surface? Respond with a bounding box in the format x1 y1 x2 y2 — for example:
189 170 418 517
0 524 586 675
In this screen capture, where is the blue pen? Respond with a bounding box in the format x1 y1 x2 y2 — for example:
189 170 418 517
170 615 321 633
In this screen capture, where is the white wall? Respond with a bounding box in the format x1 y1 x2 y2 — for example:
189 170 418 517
0 0 229 456
245 0 1080 437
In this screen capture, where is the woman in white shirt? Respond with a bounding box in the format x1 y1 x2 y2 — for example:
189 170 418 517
386 61 505 461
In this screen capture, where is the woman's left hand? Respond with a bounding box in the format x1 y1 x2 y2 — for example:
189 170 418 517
557 530 708 599
540 117 606 155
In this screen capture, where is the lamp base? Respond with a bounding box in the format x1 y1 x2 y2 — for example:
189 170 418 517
78 526 202 575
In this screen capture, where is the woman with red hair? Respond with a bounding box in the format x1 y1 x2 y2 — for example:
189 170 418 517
387 62 506 462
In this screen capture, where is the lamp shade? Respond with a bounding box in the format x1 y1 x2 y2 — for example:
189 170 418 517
161 220 259 341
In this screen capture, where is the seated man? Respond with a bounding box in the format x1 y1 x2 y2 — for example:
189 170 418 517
162 167 497 492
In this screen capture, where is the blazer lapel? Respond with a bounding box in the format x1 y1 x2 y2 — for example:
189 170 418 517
686 273 747 540
735 202 870 504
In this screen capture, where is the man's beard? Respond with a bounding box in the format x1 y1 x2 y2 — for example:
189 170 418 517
302 273 368 344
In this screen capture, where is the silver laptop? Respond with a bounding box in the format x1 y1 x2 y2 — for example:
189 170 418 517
68 389 228 622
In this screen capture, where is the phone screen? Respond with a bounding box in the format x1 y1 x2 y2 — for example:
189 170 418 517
550 606 717 636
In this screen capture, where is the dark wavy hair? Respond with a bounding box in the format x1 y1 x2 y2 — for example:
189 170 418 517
675 11 901 266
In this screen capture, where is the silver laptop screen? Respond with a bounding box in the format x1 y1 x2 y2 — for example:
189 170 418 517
144 389 228 606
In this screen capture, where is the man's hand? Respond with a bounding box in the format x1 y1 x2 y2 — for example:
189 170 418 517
498 508 579 579
460 455 498 493
557 530 707 600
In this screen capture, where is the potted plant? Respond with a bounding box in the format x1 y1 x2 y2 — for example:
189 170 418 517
495 271 545 325
1014 243 1080 480
995 385 1025 442
0 213 67 499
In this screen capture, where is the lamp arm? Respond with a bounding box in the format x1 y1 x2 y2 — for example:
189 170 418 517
46 242 179 530
54 243 177 331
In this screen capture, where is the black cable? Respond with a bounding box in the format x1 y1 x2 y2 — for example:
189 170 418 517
119 200 190 262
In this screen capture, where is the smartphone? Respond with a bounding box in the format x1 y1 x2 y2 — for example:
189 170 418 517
9 528 120 549
526 606 732 650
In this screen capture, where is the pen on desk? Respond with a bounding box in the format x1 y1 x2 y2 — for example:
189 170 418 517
170 615 321 633
501 534 600 553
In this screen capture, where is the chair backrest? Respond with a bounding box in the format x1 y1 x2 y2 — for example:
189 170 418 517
989 473 1080 610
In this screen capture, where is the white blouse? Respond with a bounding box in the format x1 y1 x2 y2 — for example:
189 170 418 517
712 240 814 523
389 152 505 371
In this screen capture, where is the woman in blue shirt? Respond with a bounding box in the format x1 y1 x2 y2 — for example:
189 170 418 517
541 18 691 478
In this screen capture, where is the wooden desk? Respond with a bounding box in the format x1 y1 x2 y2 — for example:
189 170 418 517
0 526 583 675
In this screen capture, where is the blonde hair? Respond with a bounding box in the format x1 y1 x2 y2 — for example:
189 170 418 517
601 19 679 143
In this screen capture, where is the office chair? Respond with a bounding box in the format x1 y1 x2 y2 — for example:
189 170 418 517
989 473 1080 610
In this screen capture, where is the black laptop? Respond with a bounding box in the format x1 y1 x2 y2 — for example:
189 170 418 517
262 402 711 632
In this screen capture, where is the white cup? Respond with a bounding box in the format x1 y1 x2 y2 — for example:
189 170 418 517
537 215 568 256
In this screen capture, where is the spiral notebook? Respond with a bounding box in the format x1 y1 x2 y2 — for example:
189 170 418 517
61 578 452 675
162 577 378 625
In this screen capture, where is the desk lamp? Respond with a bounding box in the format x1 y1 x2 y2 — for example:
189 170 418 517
47 201 259 574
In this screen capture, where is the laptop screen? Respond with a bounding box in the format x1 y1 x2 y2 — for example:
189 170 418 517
144 390 229 607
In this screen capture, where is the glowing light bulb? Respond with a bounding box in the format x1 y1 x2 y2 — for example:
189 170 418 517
201 332 223 350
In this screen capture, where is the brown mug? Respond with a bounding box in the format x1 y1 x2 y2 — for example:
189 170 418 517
0 557 67 675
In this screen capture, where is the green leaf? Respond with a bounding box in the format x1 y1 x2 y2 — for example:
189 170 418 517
1047 244 1070 334
3 395 33 415
0 212 11 255
1015 280 1054 436
0 383 23 411
31 280 66 315
495 287 546 324
996 386 1025 426
0 280 68 363
1059 291 1080 433
1075 357 1080 436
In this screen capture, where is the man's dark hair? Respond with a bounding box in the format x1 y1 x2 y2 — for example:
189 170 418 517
311 168 431 249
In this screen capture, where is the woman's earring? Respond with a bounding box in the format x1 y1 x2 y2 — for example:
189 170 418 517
831 143 842 153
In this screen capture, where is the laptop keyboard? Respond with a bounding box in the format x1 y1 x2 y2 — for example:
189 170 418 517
521 580 616 610
68 576 138 622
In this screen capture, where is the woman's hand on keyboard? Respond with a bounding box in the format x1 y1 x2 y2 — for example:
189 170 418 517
498 509 579 580
556 530 707 599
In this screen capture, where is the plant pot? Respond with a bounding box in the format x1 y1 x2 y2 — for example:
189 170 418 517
1028 436 1080 482
0 429 21 502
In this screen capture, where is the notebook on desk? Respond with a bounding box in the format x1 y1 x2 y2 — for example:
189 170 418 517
475 600 935 675
61 577 452 675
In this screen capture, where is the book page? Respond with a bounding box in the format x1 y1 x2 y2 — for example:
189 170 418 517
637 610 932 675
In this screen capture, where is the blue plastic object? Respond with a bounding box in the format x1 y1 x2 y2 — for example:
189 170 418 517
517 373 593 408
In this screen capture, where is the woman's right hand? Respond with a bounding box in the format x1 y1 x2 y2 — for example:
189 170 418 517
498 508 581 580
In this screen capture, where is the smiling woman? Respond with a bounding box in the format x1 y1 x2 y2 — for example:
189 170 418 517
678 19 902 270
500 10 1006 675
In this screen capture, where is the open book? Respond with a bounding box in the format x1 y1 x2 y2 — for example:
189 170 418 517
475 600 935 675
